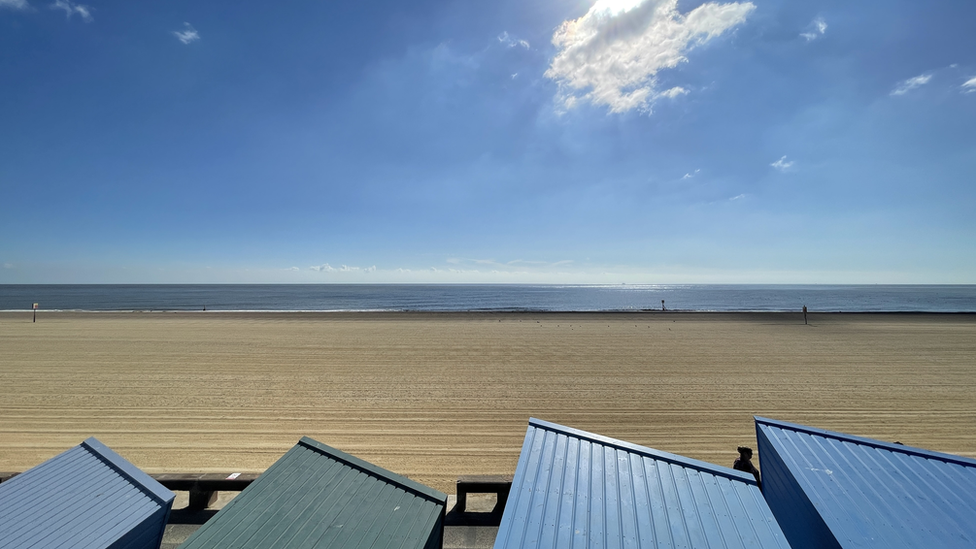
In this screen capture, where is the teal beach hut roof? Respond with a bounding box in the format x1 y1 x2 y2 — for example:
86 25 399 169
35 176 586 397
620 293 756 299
178 436 447 549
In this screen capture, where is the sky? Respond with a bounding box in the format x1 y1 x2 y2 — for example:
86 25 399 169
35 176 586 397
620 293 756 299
1 0 974 284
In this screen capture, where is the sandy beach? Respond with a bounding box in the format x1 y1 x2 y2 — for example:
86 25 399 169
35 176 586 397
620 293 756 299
1 311 974 493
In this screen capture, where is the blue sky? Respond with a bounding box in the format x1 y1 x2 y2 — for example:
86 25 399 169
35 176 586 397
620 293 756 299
1 0 974 283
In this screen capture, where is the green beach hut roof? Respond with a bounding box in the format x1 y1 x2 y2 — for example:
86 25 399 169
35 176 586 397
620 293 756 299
178 436 447 549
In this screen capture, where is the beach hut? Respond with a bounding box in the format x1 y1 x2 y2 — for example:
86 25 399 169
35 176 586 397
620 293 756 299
494 418 792 549
755 416 976 549
0 437 174 549
178 436 447 549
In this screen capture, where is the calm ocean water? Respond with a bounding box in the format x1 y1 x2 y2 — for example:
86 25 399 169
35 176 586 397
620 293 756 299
1 284 975 313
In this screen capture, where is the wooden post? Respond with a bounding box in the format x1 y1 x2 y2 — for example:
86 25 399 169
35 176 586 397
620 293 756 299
33 303 38 323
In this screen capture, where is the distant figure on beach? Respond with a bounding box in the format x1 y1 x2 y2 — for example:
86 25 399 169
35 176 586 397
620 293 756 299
733 446 761 488
802 305 808 325
662 300 666 311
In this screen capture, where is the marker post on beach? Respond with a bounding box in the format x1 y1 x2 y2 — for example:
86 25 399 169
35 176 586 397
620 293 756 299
33 303 38 323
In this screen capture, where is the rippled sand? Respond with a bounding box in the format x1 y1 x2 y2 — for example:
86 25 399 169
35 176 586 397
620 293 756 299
2 311 974 493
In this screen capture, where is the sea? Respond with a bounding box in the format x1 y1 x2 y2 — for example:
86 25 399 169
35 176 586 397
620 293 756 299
1 284 975 313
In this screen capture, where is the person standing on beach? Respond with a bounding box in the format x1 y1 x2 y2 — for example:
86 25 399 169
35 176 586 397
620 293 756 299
733 446 761 488
802 305 808 325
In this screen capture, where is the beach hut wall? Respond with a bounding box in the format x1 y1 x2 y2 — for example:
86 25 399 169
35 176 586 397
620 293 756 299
0 437 175 549
493 418 792 549
755 416 976 549
177 436 447 549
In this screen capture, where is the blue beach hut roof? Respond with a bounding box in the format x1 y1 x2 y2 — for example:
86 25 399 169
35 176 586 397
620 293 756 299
0 437 175 549
756 416 976 549
494 418 792 549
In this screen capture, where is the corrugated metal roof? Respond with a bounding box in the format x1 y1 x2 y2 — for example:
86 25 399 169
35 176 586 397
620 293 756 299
494 418 792 549
178 436 447 549
756 416 976 549
0 437 175 549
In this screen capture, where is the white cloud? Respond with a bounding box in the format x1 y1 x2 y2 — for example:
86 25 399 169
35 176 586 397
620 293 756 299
890 73 932 96
962 76 976 94
730 193 746 200
173 22 200 45
285 266 300 272
51 0 92 22
546 0 755 114
770 156 794 172
447 257 575 270
310 263 374 273
0 0 29 10
800 17 827 41
682 168 701 179
498 31 530 49
660 86 689 99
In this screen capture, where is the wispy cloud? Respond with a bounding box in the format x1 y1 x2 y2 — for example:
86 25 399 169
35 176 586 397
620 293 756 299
730 193 746 201
682 169 701 180
0 0 30 11
770 156 794 172
497 31 529 49
310 263 375 273
659 86 689 99
800 17 827 41
449 257 509 266
447 257 575 270
173 22 200 45
51 0 92 22
891 73 932 96
962 76 976 94
546 0 755 114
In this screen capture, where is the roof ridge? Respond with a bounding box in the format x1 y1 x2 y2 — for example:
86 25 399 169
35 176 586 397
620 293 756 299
528 418 757 485
81 437 175 505
754 416 976 468
297 436 447 503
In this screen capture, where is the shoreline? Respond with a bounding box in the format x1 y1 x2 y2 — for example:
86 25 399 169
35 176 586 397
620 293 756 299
2 311 974 493
5 309 976 316
4 284 975 315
